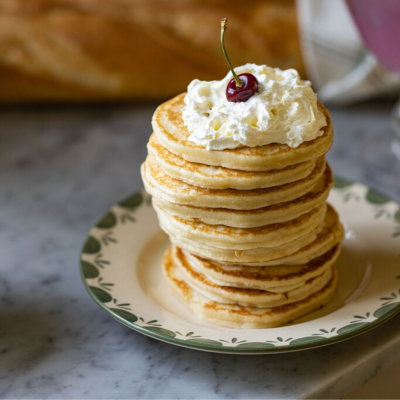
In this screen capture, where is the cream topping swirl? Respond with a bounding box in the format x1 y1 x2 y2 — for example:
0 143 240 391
182 63 327 150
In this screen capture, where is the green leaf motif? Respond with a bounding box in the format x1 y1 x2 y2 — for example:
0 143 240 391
96 211 117 229
81 261 99 278
337 322 369 335
119 192 143 210
89 286 112 303
373 303 400 319
186 338 223 346
235 342 275 348
289 336 326 346
110 308 138 323
82 236 101 254
145 327 176 337
333 177 353 189
366 189 391 205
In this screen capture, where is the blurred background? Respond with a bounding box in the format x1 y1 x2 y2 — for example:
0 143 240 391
1 0 400 399
0 0 398 105
0 0 304 103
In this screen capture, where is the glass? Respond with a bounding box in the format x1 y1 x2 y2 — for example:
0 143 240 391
347 0 400 184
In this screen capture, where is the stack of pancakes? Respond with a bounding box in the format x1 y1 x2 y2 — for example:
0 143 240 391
141 93 344 329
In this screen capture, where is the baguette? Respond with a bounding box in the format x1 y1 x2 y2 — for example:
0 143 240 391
0 0 304 103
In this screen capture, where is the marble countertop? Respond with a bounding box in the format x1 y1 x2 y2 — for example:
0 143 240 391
1 100 399 399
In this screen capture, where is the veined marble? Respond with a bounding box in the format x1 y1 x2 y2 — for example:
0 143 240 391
0 101 399 399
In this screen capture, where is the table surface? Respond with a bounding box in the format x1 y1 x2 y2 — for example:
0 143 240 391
1 100 400 399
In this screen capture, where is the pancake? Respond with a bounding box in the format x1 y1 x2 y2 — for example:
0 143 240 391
219 204 344 267
152 164 333 228
167 219 324 264
148 133 317 190
172 245 333 308
142 155 326 210
152 93 333 172
163 247 338 329
184 244 340 292
154 202 327 250
167 204 341 265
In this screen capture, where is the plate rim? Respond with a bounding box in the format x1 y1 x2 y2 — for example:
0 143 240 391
80 271 400 354
80 178 400 354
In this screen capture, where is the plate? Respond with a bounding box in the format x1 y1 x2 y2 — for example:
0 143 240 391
80 177 400 354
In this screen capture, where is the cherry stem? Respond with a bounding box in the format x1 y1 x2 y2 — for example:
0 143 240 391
221 18 243 88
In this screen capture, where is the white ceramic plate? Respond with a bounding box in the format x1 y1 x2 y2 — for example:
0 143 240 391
80 177 400 354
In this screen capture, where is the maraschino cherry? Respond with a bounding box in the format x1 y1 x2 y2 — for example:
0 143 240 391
221 18 259 103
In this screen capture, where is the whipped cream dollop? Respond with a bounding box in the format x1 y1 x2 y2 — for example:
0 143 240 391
182 63 327 150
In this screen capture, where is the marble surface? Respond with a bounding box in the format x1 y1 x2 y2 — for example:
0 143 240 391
1 100 400 399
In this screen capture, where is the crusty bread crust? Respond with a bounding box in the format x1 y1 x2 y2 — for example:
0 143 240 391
0 0 303 103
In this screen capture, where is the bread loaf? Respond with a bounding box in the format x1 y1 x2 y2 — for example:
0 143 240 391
0 0 303 103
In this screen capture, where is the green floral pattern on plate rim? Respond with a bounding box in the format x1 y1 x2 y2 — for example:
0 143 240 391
80 177 400 354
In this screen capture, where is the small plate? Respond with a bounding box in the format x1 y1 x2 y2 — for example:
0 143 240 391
80 178 400 354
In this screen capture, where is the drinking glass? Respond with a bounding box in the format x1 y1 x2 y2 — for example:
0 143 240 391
347 0 400 184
